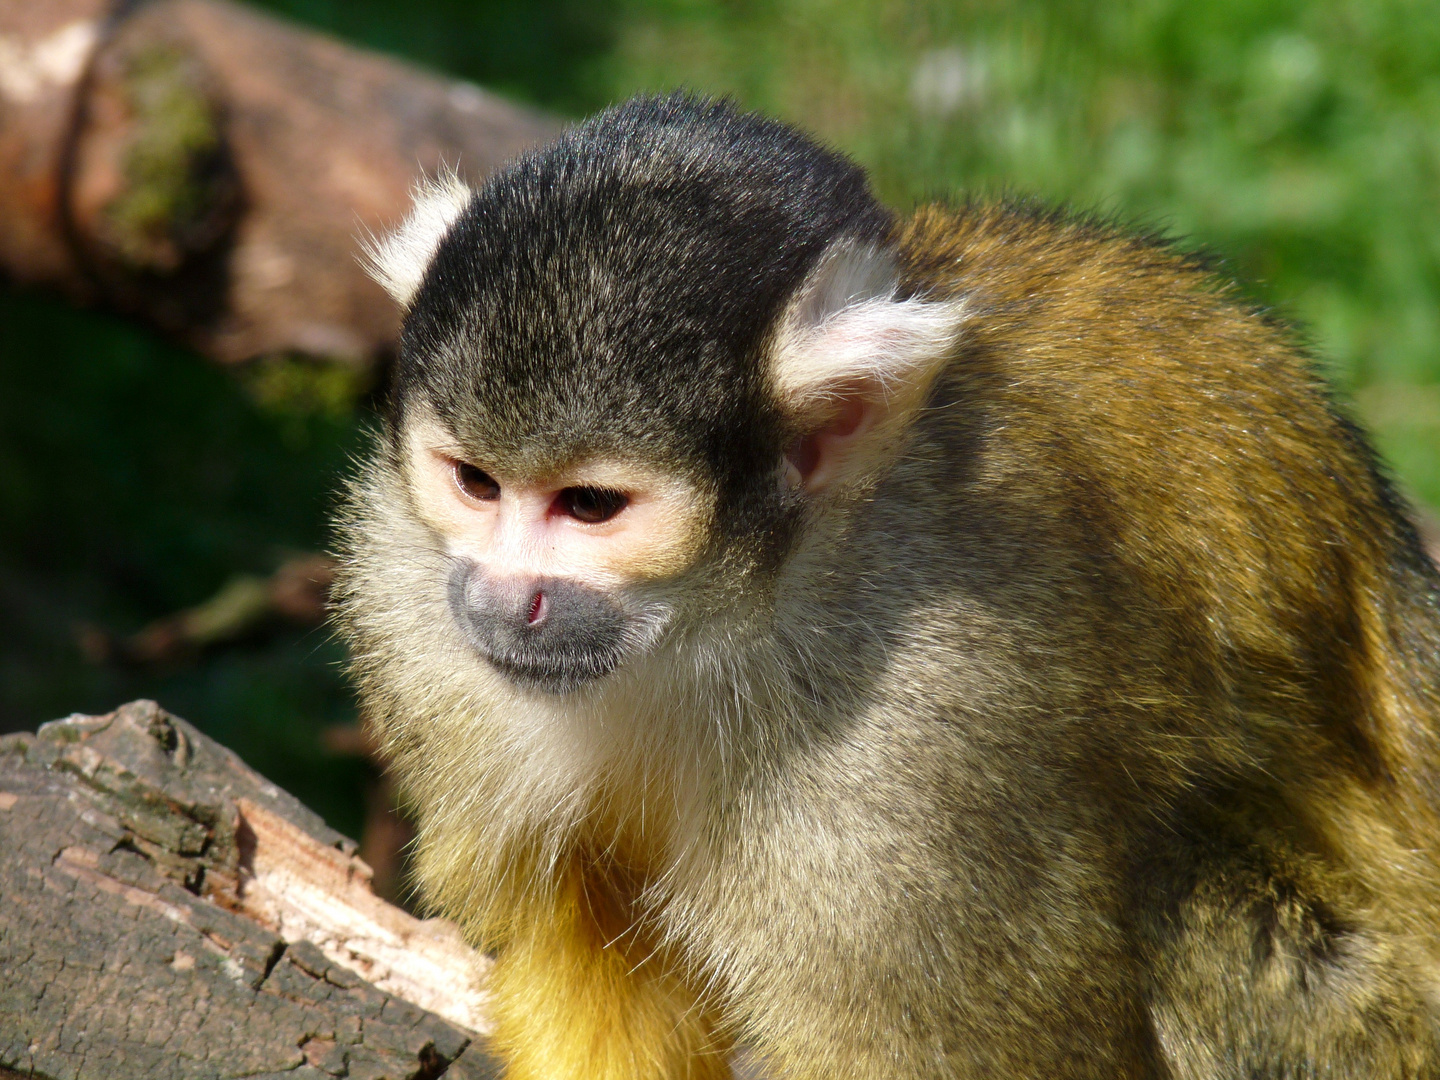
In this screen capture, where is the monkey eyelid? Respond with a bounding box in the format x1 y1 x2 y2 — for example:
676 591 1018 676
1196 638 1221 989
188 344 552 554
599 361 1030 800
451 460 501 502
553 486 631 525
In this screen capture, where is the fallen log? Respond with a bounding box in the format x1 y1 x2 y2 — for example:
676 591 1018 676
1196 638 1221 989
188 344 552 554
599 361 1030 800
0 0 558 368
0 699 499 1080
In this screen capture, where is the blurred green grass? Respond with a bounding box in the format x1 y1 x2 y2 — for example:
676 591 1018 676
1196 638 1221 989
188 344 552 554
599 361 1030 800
2 0 1437 832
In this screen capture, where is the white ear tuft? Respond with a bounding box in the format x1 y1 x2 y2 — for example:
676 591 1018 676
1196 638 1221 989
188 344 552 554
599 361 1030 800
771 241 965 416
362 171 475 308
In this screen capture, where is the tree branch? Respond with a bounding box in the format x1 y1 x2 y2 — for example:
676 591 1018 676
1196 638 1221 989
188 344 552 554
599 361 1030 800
0 0 558 367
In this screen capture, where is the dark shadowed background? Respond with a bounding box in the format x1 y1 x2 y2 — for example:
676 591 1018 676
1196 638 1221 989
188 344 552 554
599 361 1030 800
2 0 1437 842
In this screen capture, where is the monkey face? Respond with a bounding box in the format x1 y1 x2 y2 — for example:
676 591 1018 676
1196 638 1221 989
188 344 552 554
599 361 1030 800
400 411 713 695
346 95 961 711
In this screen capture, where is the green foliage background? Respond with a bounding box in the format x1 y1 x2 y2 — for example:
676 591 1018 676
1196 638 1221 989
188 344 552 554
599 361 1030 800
2 0 1437 834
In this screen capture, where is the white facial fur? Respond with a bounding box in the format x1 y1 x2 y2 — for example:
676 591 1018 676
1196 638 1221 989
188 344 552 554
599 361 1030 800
401 411 712 589
337 429 779 932
340 226 969 949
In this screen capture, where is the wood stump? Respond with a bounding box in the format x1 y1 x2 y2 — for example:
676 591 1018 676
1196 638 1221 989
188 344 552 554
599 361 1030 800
0 699 500 1080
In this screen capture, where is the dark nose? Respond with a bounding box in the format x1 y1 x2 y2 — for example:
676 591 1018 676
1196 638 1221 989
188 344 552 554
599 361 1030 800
477 578 568 635
448 564 629 692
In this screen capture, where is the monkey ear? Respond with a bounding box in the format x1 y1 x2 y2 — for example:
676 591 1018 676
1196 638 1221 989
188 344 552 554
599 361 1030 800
771 241 965 493
361 170 475 308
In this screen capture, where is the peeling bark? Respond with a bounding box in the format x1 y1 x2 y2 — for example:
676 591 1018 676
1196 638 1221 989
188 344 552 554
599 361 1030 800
0 700 499 1080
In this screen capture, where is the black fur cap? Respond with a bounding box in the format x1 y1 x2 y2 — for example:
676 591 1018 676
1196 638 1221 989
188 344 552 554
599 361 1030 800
394 93 894 498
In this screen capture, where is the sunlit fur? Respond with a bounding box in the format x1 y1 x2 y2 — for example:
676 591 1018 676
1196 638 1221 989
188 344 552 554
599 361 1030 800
336 437 798 1077
337 97 1440 1080
361 171 472 308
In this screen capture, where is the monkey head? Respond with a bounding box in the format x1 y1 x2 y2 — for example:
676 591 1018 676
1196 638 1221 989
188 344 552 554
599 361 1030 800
342 95 964 708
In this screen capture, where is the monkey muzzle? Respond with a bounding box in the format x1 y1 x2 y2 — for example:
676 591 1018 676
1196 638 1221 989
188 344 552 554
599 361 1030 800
447 562 632 694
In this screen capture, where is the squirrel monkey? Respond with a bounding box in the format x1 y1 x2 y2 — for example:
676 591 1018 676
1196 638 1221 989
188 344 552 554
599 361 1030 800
335 94 1440 1079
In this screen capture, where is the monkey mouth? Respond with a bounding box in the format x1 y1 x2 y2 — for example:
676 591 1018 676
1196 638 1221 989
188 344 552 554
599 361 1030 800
474 642 624 695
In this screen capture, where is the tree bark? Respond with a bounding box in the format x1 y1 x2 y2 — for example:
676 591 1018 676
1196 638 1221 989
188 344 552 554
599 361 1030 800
0 0 558 367
0 699 500 1080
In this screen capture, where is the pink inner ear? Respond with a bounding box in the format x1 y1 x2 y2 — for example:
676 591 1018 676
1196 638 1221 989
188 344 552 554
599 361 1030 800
828 397 867 438
787 433 822 482
785 395 873 490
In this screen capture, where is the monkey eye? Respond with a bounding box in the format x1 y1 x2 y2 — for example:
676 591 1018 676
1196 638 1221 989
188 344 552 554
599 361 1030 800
453 461 500 501
557 486 629 524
